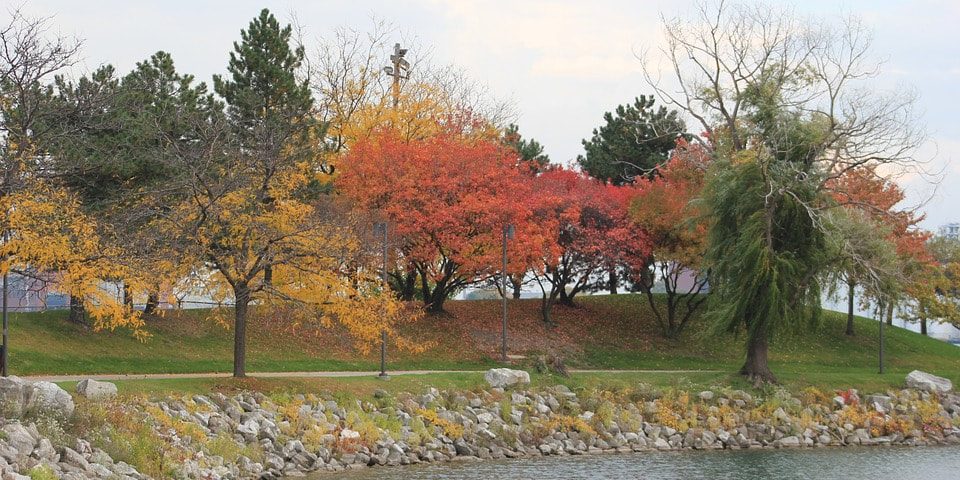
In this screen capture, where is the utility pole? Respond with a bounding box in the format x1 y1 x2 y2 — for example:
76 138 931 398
383 43 409 109
501 224 514 363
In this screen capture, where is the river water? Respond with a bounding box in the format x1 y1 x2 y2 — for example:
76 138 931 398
315 446 960 480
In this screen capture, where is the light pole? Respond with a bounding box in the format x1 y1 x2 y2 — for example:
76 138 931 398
501 224 514 363
878 299 885 374
2 231 9 377
383 43 409 109
2 268 7 377
374 221 389 379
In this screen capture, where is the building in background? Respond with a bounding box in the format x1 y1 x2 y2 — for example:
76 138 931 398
939 222 960 240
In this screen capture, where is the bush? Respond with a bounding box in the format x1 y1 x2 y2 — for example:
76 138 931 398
204 434 264 464
28 465 57 480
417 409 464 439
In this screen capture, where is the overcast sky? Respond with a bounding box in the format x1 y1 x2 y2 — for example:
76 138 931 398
17 0 960 230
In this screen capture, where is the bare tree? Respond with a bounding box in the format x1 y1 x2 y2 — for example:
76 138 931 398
305 19 515 153
642 1 930 383
0 6 81 194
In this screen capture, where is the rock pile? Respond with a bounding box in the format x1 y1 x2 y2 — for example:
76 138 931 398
0 370 957 479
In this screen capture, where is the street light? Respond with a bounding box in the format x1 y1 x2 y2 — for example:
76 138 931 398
501 224 515 363
373 221 389 379
878 299 885 374
2 268 7 377
2 231 9 377
383 43 410 109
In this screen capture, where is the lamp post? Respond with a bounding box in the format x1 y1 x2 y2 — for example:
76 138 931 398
2 268 7 377
501 224 514 363
878 299 885 374
374 221 389 379
383 43 409 108
2 230 8 377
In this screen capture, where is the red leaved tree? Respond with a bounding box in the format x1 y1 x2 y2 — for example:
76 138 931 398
528 167 650 325
629 139 711 338
338 129 533 313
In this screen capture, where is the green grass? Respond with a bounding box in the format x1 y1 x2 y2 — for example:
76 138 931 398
11 294 960 395
53 369 931 400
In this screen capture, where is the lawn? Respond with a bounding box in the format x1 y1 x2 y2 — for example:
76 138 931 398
12 293 960 394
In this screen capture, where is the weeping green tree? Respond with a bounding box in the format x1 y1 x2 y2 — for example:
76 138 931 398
645 1 926 383
704 119 832 383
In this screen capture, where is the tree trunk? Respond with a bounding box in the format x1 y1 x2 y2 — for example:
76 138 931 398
123 283 133 309
845 279 855 336
607 268 618 295
233 286 251 378
391 270 417 301
425 286 447 313
921 317 928 336
67 296 87 326
885 302 894 326
558 287 577 306
511 276 522 300
740 333 777 384
540 294 553 326
143 292 160 315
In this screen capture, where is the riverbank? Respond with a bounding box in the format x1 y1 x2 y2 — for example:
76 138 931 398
1 371 959 479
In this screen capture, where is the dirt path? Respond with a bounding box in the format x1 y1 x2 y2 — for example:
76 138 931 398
25 369 719 383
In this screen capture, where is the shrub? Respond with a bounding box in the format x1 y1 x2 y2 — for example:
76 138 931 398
417 409 464 439
204 434 264 464
548 415 596 436
499 397 512 423
28 465 57 480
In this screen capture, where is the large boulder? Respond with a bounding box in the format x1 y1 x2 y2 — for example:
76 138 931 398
32 381 75 417
0 376 74 418
76 379 118 399
484 368 530 389
1 422 36 457
906 370 953 394
0 376 38 417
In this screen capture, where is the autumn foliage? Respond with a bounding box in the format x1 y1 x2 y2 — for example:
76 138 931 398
339 130 533 312
628 139 710 337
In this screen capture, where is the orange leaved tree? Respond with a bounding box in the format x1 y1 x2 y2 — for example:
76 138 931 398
629 139 710 338
339 129 534 313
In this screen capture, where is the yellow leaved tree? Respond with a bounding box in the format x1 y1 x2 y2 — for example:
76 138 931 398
0 9 144 346
156 9 415 377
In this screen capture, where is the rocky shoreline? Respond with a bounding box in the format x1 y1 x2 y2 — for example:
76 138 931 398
0 370 959 479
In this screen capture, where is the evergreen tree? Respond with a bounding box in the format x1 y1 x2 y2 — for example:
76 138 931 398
46 52 213 314
501 123 549 173
209 9 326 377
51 51 210 207
213 8 316 159
577 95 685 185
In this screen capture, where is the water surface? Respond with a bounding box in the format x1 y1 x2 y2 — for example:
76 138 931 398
317 446 960 480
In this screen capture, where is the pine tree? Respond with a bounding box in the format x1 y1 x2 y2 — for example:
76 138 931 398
213 8 315 156
577 96 685 185
501 123 549 173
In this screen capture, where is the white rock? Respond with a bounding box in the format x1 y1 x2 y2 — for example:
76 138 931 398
339 429 361 440
906 370 953 394
778 436 801 448
484 369 530 389
237 419 260 437
76 379 118 399
476 412 495 424
32 381 75 417
2 423 36 456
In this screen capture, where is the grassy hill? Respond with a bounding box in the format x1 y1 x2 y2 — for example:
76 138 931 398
8 294 960 392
